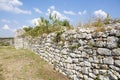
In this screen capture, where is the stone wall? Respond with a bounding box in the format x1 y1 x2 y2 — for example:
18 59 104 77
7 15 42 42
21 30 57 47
15 23 120 80
14 29 25 49
0 37 14 46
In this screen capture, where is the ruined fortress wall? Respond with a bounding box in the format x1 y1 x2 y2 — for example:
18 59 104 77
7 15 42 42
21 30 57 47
15 23 120 80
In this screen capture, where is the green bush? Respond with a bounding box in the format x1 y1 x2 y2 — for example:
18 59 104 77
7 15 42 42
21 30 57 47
53 31 65 43
23 14 72 37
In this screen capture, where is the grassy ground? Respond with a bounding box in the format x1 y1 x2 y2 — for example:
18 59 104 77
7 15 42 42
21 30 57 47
0 46 68 80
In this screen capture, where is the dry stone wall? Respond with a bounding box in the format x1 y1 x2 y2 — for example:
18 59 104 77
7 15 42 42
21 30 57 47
15 23 120 80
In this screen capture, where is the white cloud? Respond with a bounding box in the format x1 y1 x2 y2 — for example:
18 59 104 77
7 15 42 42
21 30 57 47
94 9 107 19
0 0 31 14
1 19 10 23
46 6 70 20
78 10 87 15
78 12 82 15
31 18 40 26
50 5 55 10
33 8 42 14
11 28 17 32
2 24 10 30
64 10 76 15
83 10 87 14
2 24 16 32
22 25 29 28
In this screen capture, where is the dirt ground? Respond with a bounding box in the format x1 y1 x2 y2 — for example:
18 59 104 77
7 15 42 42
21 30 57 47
0 46 69 80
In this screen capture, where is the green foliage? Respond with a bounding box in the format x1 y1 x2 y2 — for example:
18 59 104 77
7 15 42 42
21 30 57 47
23 27 33 32
23 13 72 37
54 31 64 43
0 42 9 46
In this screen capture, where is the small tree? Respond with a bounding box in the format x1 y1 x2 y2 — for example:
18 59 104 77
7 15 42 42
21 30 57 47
23 27 33 32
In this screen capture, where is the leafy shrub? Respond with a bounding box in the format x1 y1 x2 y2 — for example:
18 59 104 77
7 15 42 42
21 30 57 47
54 31 65 43
23 14 72 37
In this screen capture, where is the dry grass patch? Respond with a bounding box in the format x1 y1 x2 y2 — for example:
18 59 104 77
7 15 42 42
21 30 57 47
0 46 68 80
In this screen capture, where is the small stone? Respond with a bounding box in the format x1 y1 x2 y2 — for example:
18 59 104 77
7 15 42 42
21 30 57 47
112 48 120 56
102 32 109 37
84 61 91 67
100 64 108 69
99 70 107 75
96 41 106 47
73 75 79 80
78 46 84 51
82 67 89 74
107 36 118 48
93 69 99 75
109 29 117 36
75 66 81 71
83 75 88 80
54 49 60 53
115 60 120 67
96 32 103 37
78 32 87 39
61 49 68 55
81 52 89 58
66 57 72 63
46 38 52 43
88 78 94 80
86 34 92 39
92 63 99 68
109 65 120 72
103 57 114 64
84 49 93 54
97 48 111 55
111 69 120 78
72 58 79 63
99 75 110 80
89 73 96 78
78 73 83 78
45 43 51 46
108 70 118 80
89 57 94 62
93 56 99 63
78 39 85 46
69 53 76 58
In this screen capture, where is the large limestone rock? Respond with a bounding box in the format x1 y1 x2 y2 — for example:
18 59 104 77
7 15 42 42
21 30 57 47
107 36 118 48
112 48 120 55
108 70 118 80
97 48 111 55
115 60 120 67
103 57 114 64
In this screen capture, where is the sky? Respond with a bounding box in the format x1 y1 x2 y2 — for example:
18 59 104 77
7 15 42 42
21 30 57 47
0 0 120 37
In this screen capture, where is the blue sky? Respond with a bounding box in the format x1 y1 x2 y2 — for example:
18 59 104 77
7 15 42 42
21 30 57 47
0 0 120 37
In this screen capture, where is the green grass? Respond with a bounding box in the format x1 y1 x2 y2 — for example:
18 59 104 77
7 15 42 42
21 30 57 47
0 46 68 80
